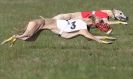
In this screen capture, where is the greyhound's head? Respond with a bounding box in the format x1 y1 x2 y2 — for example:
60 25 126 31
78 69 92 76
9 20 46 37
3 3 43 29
112 9 128 22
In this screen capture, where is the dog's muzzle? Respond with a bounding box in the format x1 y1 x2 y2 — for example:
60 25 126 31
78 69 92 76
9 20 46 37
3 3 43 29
115 16 128 22
120 16 128 22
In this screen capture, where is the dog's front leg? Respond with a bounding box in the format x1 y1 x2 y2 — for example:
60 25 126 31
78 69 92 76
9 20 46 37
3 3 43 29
79 29 113 44
107 21 128 25
101 18 128 25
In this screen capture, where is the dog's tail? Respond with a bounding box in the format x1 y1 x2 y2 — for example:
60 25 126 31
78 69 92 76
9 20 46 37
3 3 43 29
39 16 45 20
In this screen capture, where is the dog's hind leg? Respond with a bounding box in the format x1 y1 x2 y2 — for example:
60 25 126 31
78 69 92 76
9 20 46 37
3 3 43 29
1 19 45 46
1 35 17 47
15 21 39 40
15 19 45 41
1 35 15 45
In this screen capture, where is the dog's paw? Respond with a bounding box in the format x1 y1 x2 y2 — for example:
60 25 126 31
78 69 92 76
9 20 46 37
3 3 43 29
118 21 128 25
103 36 116 40
100 40 113 44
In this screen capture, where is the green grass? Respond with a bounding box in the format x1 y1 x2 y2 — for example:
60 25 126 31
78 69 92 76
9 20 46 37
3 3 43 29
0 0 133 79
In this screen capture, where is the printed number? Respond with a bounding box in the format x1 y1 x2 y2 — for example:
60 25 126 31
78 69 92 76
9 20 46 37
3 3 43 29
71 21 76 29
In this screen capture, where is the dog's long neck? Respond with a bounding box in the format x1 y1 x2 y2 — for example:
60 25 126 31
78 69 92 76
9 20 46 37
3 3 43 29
100 10 114 18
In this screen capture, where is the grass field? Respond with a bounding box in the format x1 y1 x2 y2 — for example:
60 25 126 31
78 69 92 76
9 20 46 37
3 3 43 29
0 0 133 79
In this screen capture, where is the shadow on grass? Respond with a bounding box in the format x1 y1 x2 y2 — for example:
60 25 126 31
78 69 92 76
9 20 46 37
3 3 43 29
26 29 44 41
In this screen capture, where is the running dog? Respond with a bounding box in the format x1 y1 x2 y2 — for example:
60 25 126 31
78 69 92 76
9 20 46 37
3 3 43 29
53 9 128 34
1 17 116 47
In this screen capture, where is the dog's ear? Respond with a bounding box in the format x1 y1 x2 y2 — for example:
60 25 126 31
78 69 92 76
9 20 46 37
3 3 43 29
112 8 120 11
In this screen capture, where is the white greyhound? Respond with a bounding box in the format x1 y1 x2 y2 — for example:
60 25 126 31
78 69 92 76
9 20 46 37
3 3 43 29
1 17 116 47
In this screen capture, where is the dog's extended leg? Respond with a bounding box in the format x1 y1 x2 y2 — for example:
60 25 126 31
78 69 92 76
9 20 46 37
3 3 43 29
107 21 128 25
94 36 116 40
15 21 40 40
79 29 114 44
1 19 45 46
1 35 16 45
1 35 17 47
15 19 45 41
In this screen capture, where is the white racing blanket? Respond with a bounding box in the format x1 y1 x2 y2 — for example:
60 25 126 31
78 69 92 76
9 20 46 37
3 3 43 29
57 19 87 34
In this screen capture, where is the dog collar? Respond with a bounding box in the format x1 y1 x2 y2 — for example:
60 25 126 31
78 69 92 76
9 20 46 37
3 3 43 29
112 9 117 20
